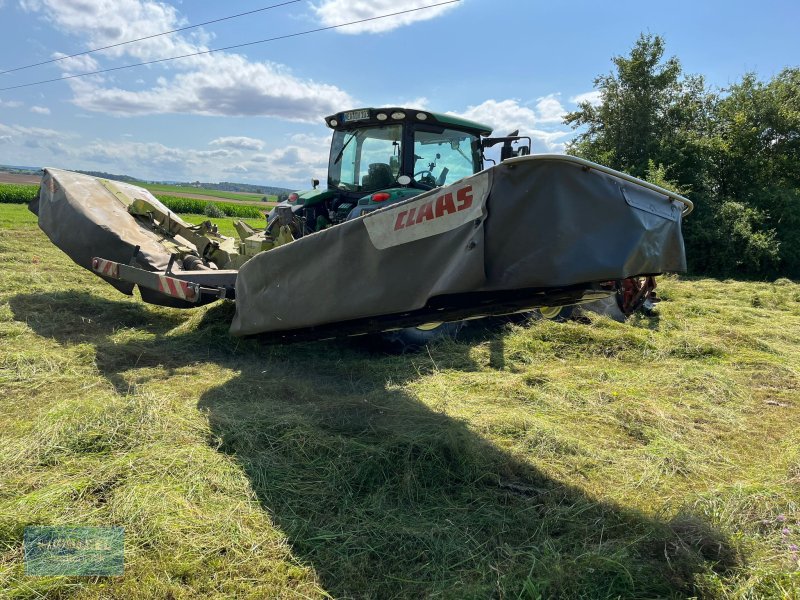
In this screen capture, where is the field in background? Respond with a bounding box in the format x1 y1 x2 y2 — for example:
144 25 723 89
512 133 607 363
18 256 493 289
0 178 278 206
0 203 798 598
0 184 38 205
0 182 270 219
0 172 40 185
138 182 277 204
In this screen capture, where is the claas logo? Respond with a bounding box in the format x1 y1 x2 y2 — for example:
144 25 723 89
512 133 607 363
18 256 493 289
394 185 474 231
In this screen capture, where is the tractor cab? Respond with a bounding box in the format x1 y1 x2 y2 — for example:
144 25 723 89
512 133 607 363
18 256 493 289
276 107 531 233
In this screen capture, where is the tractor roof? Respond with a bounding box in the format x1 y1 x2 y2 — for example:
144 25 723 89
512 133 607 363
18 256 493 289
324 107 493 137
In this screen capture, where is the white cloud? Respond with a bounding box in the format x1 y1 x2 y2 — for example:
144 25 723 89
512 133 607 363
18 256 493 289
451 99 573 153
21 0 355 122
313 0 460 34
534 94 566 123
21 0 193 62
209 136 265 151
455 97 569 132
241 132 330 183
51 51 99 73
65 55 354 121
528 130 572 154
381 96 429 110
0 99 24 108
0 120 327 186
30 105 51 115
454 99 538 134
196 148 239 158
570 90 602 106
0 123 64 138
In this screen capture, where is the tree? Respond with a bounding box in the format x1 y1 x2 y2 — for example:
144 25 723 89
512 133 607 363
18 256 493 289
564 34 710 181
565 34 792 278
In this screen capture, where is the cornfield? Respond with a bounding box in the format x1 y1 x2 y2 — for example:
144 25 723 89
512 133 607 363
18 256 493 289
0 183 265 218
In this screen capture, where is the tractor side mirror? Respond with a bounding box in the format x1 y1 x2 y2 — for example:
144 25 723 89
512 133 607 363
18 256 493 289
483 135 533 162
312 178 320 189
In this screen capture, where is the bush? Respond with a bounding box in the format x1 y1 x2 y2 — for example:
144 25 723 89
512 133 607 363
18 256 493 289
684 200 782 278
203 203 226 218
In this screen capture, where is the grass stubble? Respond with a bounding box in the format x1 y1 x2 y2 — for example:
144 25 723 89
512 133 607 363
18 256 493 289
0 203 798 598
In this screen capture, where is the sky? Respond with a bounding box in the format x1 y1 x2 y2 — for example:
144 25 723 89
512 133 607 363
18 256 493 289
0 0 797 187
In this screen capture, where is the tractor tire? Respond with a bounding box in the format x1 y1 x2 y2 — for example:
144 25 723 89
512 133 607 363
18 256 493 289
532 305 574 322
378 321 465 353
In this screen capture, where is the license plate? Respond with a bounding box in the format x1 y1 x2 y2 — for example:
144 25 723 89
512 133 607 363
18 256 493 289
343 109 369 122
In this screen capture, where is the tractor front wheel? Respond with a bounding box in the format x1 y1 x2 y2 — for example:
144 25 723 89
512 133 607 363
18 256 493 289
533 305 574 322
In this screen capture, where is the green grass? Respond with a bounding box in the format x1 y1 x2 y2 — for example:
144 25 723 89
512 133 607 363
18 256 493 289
0 202 798 598
184 214 265 237
138 182 278 203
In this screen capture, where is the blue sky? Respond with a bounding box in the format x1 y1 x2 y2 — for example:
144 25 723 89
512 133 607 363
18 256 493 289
0 0 796 186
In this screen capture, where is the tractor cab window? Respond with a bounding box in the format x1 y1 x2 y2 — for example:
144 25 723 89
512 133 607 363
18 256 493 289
413 127 480 188
328 125 402 193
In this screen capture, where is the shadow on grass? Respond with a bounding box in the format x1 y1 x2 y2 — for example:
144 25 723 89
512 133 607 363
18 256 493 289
11 292 738 599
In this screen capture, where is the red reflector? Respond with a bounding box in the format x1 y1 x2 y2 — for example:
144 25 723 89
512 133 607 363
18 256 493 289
372 192 390 202
288 193 299 202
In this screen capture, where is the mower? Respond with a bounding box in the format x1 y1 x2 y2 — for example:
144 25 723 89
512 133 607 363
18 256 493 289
29 107 692 347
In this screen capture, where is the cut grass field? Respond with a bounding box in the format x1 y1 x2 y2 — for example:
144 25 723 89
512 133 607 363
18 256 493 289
0 202 798 598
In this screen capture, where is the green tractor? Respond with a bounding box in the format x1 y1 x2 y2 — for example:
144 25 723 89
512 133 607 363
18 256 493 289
275 107 527 227
267 108 532 348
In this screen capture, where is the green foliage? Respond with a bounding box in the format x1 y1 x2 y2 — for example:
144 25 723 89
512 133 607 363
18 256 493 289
0 183 38 204
566 34 799 278
202 203 226 218
565 34 713 182
154 195 264 219
644 160 690 195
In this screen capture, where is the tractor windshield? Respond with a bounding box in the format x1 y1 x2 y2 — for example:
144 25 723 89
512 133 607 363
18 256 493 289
328 125 402 193
413 126 481 188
